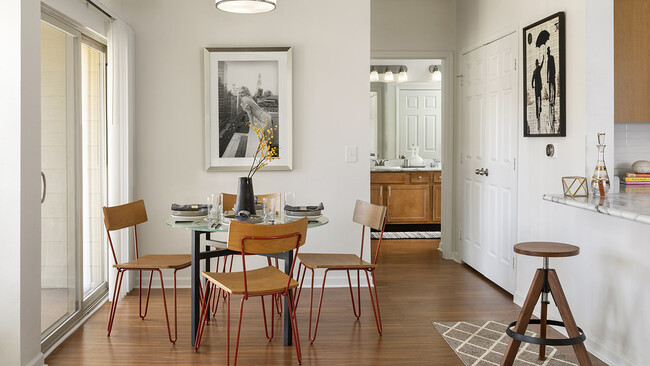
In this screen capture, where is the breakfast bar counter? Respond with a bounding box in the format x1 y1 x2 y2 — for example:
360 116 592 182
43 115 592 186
542 186 650 225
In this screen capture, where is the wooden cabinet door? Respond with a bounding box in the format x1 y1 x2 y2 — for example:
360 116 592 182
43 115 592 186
433 183 442 223
370 184 384 206
386 184 431 223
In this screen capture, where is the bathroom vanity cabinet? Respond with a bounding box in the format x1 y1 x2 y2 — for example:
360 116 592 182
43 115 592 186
370 171 441 224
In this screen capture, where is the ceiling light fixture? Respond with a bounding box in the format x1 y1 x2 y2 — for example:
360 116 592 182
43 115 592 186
430 65 442 82
370 66 379 82
216 0 277 14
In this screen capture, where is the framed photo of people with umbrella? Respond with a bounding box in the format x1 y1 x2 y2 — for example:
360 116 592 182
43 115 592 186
523 12 565 137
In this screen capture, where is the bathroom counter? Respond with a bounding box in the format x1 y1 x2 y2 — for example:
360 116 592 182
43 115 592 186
370 166 441 172
542 185 650 225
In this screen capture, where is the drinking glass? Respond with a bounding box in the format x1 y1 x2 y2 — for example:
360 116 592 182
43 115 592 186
263 197 275 223
207 195 215 223
212 193 222 223
282 192 295 222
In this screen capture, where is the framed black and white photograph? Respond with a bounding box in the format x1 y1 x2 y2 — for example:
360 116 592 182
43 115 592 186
204 47 292 171
523 12 565 137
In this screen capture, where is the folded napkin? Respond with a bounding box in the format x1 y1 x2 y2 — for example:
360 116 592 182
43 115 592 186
284 202 325 212
171 203 208 211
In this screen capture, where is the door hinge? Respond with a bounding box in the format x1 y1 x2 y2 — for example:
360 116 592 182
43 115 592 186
514 59 517 71
513 157 516 171
512 256 515 269
457 74 464 87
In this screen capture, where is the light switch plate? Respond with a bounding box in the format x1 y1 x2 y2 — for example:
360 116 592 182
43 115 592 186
345 145 358 163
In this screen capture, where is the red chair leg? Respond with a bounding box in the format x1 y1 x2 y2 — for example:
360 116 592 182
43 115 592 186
287 290 302 364
261 296 275 341
156 269 177 344
226 293 231 365
308 268 329 344
194 282 212 352
365 269 383 335
139 270 154 320
346 270 361 319
294 262 306 308
233 297 245 366
274 259 282 316
107 269 124 336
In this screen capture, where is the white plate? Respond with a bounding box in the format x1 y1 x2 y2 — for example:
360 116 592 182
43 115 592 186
286 214 322 221
170 214 206 221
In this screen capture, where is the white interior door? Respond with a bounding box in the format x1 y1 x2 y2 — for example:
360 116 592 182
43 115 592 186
397 88 442 160
460 33 518 294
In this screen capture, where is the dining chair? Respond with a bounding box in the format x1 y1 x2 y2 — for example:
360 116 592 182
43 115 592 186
209 192 283 317
103 199 191 344
194 217 308 365
295 200 387 343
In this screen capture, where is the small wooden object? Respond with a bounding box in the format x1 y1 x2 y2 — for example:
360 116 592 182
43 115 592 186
561 176 588 198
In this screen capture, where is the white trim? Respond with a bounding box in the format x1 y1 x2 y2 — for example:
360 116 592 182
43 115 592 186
26 353 45 366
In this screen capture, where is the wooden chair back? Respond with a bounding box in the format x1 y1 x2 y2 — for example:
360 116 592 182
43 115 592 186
102 199 148 265
103 199 148 231
227 217 308 254
352 200 387 231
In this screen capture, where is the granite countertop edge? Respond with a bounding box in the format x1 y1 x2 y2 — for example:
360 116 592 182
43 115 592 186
542 193 650 225
370 167 442 172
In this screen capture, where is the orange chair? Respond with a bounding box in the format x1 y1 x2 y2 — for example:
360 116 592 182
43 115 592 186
194 218 308 365
295 200 387 343
103 199 191 344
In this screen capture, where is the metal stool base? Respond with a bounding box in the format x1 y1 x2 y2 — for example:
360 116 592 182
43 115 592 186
506 319 586 347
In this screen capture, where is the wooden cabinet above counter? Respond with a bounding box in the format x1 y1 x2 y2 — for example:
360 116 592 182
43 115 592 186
371 171 441 224
614 0 650 122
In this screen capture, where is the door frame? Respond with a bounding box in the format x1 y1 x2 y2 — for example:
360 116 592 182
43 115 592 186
371 51 455 260
457 28 520 269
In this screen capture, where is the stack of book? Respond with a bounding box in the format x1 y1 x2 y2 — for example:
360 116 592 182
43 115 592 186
624 173 650 192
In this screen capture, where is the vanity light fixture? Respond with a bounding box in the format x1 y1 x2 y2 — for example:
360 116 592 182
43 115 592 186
370 66 379 82
430 65 442 82
216 0 277 14
398 66 408 82
384 68 394 82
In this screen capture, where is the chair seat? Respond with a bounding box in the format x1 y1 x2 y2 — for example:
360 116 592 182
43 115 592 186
514 242 580 258
203 265 298 295
298 253 375 269
114 254 192 270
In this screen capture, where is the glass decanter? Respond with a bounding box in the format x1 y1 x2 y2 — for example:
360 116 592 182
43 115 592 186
590 133 610 195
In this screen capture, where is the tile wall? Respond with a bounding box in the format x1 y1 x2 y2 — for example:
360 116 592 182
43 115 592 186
614 122 650 178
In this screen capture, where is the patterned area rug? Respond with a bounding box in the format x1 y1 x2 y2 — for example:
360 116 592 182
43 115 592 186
433 321 578 366
370 231 441 239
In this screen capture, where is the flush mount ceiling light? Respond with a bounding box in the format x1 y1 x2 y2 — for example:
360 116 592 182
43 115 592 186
216 0 277 14
429 65 442 82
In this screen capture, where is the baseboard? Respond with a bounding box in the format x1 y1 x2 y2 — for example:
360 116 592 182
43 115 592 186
512 294 638 366
136 271 368 290
27 353 44 366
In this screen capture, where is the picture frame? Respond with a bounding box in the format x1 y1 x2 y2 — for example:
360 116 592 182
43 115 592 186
523 12 565 137
204 47 292 171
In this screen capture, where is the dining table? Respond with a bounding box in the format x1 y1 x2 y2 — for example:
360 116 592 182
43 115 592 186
165 215 329 346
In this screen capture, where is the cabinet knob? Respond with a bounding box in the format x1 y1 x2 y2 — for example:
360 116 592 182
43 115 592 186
418 175 422 179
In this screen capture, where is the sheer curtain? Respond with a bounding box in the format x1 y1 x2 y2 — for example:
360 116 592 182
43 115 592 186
107 18 135 300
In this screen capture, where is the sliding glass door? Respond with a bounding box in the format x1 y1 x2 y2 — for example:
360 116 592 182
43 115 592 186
40 12 108 351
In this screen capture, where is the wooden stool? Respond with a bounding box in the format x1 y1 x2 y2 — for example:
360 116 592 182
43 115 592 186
501 242 592 366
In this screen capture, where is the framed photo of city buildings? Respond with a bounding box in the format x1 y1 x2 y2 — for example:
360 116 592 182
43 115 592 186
204 47 292 171
523 12 565 137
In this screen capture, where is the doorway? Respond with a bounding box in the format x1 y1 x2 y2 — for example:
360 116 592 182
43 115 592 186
459 32 518 294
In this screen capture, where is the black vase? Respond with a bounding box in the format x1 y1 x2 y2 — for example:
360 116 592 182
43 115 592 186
235 177 256 216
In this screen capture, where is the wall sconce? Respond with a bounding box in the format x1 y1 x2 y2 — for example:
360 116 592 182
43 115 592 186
429 65 442 82
369 65 408 82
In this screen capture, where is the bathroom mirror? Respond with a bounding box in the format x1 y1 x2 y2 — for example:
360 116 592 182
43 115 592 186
369 59 442 161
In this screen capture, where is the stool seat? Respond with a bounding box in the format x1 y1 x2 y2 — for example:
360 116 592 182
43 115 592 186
514 242 580 258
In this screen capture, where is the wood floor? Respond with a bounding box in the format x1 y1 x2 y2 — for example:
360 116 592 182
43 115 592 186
45 239 606 365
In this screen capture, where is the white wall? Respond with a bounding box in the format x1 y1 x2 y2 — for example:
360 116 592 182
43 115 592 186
457 1 649 365
0 0 44 365
116 0 370 287
371 0 456 52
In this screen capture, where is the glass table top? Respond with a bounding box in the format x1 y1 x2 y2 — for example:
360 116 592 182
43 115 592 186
165 215 329 232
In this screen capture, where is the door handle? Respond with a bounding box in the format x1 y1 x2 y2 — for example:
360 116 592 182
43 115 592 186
474 168 489 176
41 171 47 204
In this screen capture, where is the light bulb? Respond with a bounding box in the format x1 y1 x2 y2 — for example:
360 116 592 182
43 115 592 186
384 69 394 82
370 67 379 82
398 66 408 82
431 66 442 82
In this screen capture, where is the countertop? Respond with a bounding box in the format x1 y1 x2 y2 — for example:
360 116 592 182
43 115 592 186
370 166 442 172
542 185 650 225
